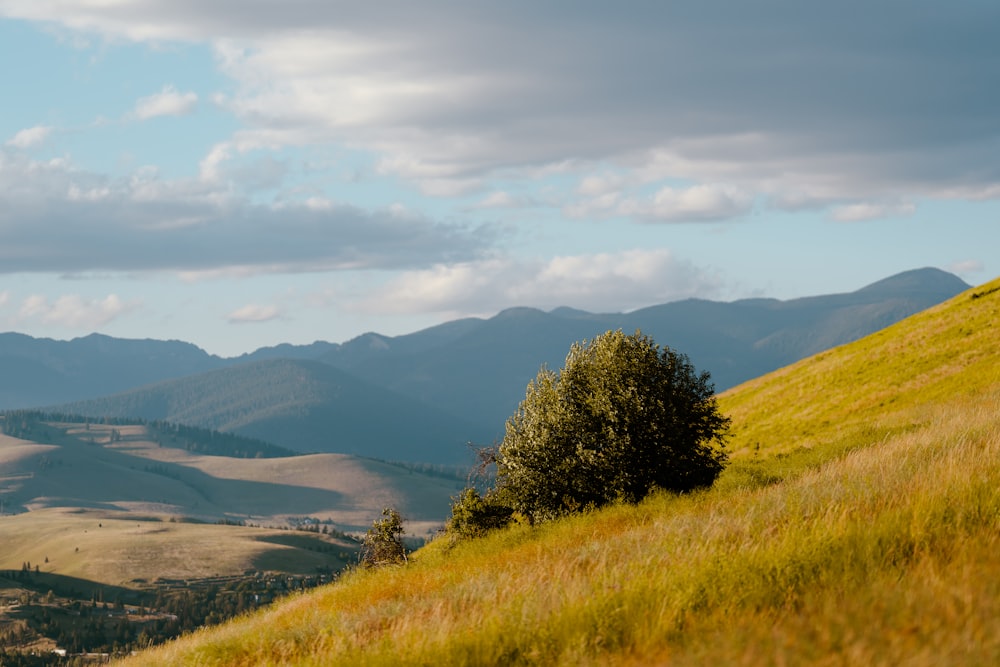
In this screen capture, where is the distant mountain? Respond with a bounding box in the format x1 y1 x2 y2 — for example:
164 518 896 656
318 268 971 438
53 359 488 464
0 332 225 409
3 267 971 463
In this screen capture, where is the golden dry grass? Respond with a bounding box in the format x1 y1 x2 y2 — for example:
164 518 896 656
118 277 1000 666
0 507 357 585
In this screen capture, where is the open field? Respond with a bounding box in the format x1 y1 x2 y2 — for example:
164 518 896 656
0 507 358 587
0 420 465 536
117 278 1000 666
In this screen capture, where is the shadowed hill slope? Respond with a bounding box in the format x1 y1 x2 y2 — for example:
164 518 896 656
0 421 464 535
119 276 1000 666
52 359 487 464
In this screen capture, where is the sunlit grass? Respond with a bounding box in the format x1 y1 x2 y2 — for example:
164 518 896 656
119 277 1000 666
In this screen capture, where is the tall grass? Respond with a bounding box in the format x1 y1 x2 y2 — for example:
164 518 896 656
119 278 1000 666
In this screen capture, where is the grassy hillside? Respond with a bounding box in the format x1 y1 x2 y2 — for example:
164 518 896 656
118 276 1000 666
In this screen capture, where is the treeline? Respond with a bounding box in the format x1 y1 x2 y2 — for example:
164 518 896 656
0 410 298 459
372 458 469 483
146 420 297 458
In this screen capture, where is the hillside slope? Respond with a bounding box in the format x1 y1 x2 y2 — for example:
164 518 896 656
121 276 1000 666
52 359 488 464
0 421 464 535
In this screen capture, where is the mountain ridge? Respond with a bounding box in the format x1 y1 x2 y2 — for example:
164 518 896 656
3 267 972 463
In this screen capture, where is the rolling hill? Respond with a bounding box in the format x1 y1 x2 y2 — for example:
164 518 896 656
0 419 465 536
117 276 1000 666
51 359 489 464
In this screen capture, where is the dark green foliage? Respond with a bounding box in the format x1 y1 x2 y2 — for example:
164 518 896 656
360 508 407 568
493 329 729 523
446 488 515 539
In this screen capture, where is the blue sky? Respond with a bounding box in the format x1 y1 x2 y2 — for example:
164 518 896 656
1 2 998 356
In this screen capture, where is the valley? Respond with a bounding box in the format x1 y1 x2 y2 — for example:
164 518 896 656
0 267 990 663
111 275 1000 665
0 418 464 661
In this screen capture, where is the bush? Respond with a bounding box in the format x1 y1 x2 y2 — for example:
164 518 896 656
446 488 516 539
360 507 407 567
491 329 729 523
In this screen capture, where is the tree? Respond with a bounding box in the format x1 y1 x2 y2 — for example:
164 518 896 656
491 329 729 523
360 507 407 567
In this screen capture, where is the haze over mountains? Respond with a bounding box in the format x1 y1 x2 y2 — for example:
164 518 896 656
1 268 970 464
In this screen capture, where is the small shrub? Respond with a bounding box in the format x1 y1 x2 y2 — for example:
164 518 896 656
360 507 407 568
446 488 515 539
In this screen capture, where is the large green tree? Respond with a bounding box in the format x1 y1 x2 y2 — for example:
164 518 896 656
491 329 729 523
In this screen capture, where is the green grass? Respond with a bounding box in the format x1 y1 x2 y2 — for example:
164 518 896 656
117 277 1000 666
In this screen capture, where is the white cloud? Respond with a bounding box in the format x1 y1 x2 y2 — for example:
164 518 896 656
358 249 722 317
828 201 917 222
16 293 139 329
0 152 491 275
0 290 9 308
567 183 752 223
227 303 283 323
948 259 984 276
132 85 198 120
5 125 53 149
577 172 629 197
2 3 999 216
470 191 537 210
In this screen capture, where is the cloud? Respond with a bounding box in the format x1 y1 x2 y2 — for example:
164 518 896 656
828 201 917 222
227 303 283 323
358 249 723 317
17 293 139 328
577 173 629 197
132 85 198 120
566 183 753 223
628 184 753 223
948 259 984 276
2 2 999 215
5 125 53 149
0 152 492 275
0 290 8 308
470 191 537 210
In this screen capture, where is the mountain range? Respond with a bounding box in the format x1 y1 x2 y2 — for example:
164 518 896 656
0 267 971 464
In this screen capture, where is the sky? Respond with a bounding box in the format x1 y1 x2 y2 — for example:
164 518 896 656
1 1 998 357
